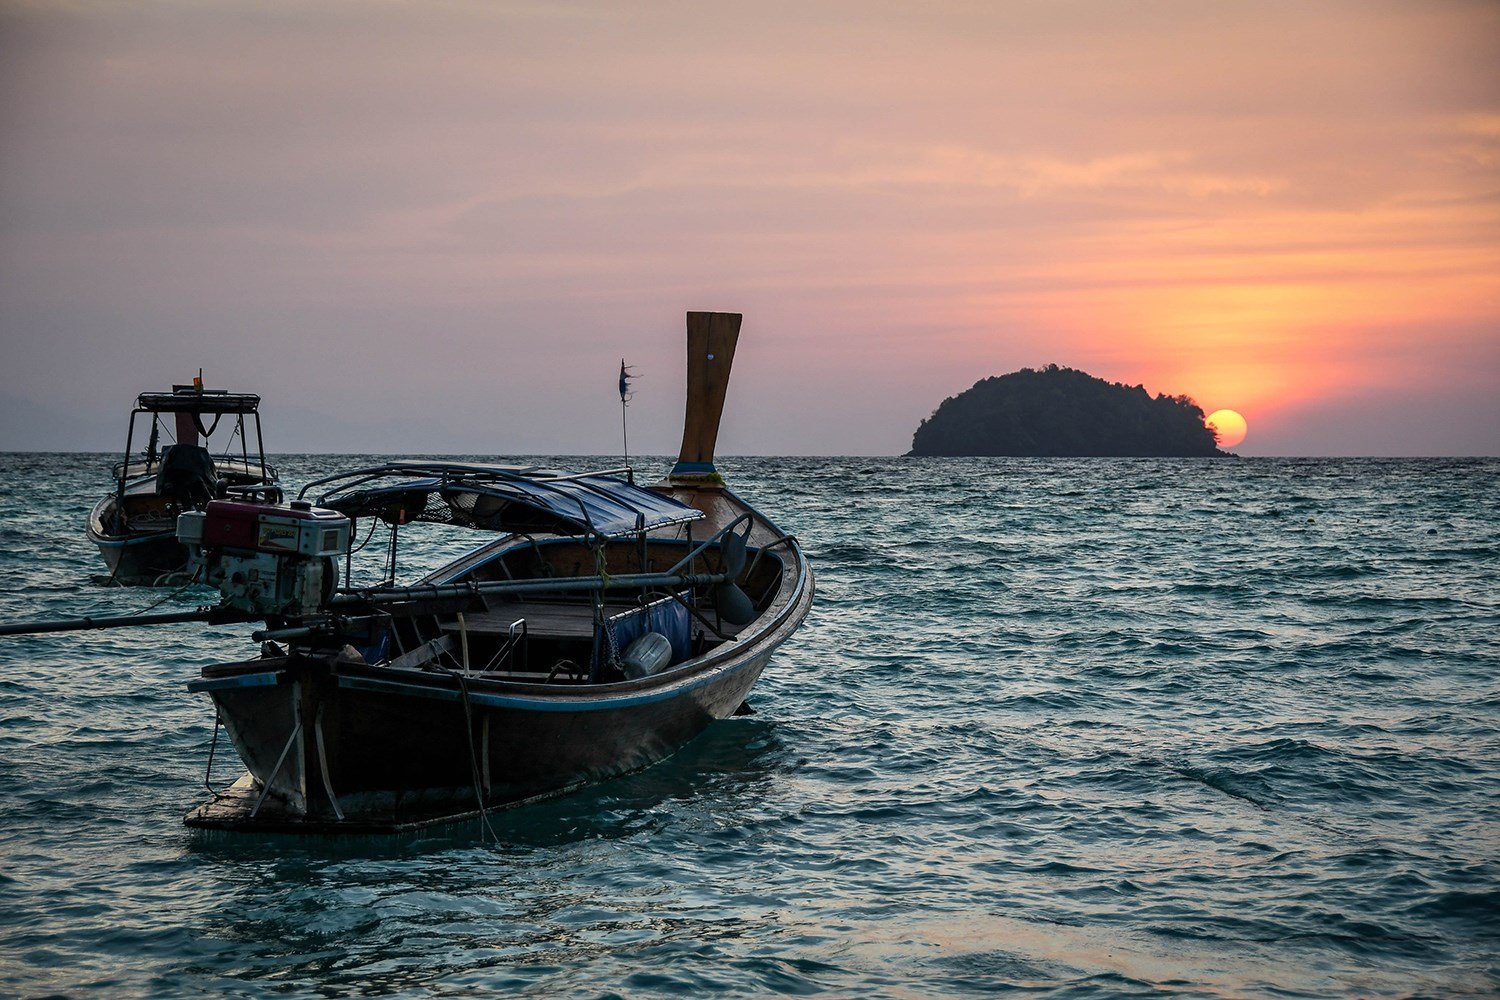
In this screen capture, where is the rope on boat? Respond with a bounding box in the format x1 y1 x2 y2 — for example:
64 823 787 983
152 570 193 588
250 722 302 820
591 536 612 592
202 706 227 801
133 565 204 616
590 534 619 680
347 516 381 555
67 561 203 637
313 704 345 822
438 665 500 845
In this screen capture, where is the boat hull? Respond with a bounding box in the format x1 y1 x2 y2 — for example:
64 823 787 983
87 525 191 584
87 455 279 585
186 557 812 833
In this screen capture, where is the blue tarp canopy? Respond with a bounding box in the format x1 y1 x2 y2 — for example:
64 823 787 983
305 461 702 538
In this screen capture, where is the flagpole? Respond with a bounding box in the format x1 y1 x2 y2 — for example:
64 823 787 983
619 358 631 467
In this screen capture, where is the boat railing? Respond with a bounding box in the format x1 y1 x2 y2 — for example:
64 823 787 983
111 457 279 484
114 405 273 510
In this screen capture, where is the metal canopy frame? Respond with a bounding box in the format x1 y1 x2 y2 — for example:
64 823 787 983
113 389 274 519
135 388 263 415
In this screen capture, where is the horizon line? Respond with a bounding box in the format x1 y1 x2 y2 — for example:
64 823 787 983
1 449 1496 460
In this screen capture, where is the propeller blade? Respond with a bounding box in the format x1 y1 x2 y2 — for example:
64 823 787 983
720 525 748 579
714 581 756 626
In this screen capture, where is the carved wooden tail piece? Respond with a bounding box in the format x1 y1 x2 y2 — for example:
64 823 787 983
670 311 742 486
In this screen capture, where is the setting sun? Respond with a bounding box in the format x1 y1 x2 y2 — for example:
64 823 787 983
1205 409 1248 448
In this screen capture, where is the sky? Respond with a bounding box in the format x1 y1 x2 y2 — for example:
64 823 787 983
1 0 1496 456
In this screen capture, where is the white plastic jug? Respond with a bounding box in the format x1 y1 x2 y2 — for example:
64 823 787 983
621 631 672 680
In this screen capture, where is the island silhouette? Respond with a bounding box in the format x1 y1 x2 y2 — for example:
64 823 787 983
908 364 1228 457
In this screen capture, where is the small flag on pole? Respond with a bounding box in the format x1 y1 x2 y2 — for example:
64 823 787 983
619 359 635 404
618 359 636 465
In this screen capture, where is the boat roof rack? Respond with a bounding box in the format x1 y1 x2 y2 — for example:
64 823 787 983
136 388 262 414
301 461 705 539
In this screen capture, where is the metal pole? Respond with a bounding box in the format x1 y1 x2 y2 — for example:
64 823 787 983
254 413 268 485
331 567 740 611
0 607 255 638
115 409 141 532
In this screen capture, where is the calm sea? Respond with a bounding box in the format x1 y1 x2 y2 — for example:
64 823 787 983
1 454 1496 998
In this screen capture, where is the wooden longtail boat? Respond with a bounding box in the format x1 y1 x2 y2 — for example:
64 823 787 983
172 312 812 832
87 384 279 585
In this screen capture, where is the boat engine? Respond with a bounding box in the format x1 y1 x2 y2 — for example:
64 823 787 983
178 499 351 617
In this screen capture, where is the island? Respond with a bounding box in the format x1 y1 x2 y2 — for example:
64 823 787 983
908 364 1228 457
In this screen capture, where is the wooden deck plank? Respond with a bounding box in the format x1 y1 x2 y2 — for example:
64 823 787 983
441 601 631 639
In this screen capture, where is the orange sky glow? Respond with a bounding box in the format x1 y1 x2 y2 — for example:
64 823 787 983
0 1 1496 455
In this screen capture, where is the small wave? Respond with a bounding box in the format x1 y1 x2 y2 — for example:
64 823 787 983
1169 580 1255 595
1404 889 1500 925
1164 761 1280 810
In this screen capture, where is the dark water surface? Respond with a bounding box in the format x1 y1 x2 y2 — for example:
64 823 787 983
1 454 1496 997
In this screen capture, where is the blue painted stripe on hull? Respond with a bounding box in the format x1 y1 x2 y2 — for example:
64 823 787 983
336 651 764 713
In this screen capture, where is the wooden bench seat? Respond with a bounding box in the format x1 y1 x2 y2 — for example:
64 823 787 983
440 600 637 640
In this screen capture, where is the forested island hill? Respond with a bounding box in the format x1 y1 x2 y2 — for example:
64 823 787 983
908 365 1229 457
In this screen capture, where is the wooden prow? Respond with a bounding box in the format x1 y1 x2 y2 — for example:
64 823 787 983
670 311 742 485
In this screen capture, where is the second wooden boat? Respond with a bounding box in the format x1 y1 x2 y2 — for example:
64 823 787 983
87 383 279 585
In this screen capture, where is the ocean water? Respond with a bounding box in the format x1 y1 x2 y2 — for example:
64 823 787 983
0 453 1496 998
